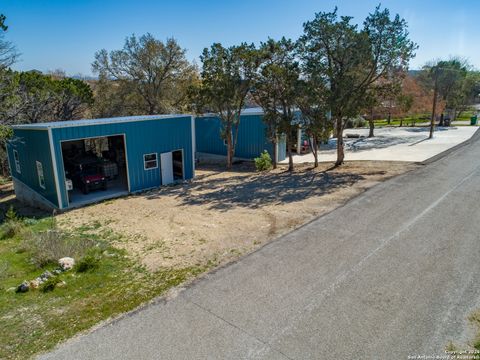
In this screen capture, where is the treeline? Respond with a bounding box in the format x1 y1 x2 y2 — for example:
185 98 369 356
0 6 479 174
0 70 93 124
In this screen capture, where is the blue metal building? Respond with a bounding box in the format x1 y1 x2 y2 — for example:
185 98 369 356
195 108 287 162
7 115 195 210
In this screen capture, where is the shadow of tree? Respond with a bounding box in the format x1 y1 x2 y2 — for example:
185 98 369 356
401 126 452 133
144 164 368 211
347 136 418 151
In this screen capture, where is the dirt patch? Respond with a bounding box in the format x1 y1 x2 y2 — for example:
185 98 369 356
55 161 417 271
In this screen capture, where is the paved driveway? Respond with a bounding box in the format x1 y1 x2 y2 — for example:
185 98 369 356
40 132 480 359
282 126 478 163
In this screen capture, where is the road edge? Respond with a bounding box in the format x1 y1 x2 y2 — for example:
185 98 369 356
421 126 480 165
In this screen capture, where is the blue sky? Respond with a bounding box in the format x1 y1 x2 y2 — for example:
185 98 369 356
2 0 479 76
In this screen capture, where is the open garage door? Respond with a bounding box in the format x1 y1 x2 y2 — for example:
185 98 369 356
60 135 129 208
161 149 184 185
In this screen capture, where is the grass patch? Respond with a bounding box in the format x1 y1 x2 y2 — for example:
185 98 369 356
39 276 63 293
469 310 480 350
1 207 25 240
75 252 101 273
0 219 25 240
0 216 209 359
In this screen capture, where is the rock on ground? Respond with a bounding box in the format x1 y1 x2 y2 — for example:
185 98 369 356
58 257 75 271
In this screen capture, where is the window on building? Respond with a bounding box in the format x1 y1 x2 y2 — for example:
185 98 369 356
144 153 158 170
13 150 20 174
36 161 45 189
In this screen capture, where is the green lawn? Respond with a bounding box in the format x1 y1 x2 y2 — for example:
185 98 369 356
0 216 207 359
368 111 477 128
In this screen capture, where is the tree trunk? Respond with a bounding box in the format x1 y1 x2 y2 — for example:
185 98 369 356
439 113 444 127
369 108 374 137
148 101 155 115
288 149 293 172
387 112 391 125
272 139 278 169
335 118 344 166
286 134 293 172
308 135 319 168
226 129 233 169
399 118 403 127
368 119 375 138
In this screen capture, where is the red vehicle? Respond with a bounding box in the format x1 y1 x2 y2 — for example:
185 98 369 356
68 159 107 194
79 165 107 194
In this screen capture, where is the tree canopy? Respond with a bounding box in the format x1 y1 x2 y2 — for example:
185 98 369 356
299 6 417 165
193 42 259 168
92 34 197 115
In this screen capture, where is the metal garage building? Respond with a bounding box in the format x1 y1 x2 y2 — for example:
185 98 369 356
195 108 287 162
7 114 195 210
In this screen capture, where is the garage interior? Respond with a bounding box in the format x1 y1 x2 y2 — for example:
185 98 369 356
60 135 128 207
172 150 183 181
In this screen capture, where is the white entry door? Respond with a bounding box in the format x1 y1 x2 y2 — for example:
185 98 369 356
160 152 174 185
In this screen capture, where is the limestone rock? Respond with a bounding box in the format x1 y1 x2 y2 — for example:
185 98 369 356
58 257 75 271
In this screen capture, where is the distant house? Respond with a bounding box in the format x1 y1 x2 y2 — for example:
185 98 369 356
195 108 287 162
7 115 195 210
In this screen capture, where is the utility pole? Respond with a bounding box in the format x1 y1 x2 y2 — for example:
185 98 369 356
429 67 439 139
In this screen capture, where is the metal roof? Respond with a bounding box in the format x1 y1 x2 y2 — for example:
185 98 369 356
198 107 265 118
12 114 192 130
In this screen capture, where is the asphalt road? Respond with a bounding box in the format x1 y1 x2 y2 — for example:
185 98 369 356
40 132 480 360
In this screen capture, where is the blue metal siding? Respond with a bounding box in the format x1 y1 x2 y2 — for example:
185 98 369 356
195 116 227 156
236 115 274 159
7 128 58 207
51 116 194 208
195 114 284 160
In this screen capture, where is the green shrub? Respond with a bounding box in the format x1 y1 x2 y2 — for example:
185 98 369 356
5 206 17 221
0 261 8 290
23 218 39 226
345 116 367 128
254 151 273 172
40 277 62 293
0 206 24 239
75 253 100 273
22 229 96 268
1 219 25 239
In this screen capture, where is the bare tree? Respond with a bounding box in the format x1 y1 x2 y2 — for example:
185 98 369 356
0 14 19 69
92 34 196 115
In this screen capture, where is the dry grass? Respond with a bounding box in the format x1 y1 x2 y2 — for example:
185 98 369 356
21 227 97 268
57 161 417 272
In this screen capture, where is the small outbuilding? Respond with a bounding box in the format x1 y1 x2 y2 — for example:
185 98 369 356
195 108 287 162
7 114 195 210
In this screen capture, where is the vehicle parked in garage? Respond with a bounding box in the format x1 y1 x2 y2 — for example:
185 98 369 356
66 158 107 194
